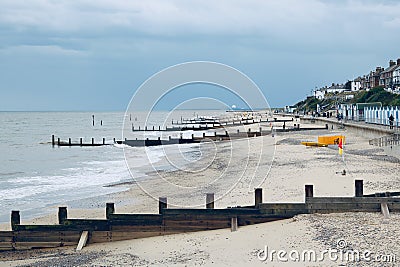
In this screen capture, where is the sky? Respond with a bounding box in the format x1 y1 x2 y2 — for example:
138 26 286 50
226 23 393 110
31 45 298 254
1 0 400 111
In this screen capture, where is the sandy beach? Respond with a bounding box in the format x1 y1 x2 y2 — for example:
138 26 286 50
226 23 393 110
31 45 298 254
1 120 399 266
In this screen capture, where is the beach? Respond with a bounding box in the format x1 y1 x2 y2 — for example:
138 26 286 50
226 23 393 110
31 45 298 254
1 119 399 266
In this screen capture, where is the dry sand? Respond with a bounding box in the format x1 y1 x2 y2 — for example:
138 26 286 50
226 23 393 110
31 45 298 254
1 122 400 266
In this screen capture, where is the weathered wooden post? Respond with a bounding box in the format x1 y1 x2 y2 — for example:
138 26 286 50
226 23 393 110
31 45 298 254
231 217 238 232
92 138 94 145
106 203 115 219
113 138 115 143
225 131 228 136
325 124 329 129
355 180 363 197
145 126 148 131
52 135 55 146
305 185 314 200
159 126 161 131
92 115 95 126
206 193 214 209
132 124 134 131
153 126 155 131
159 197 167 214
203 132 206 138
103 138 105 145
80 138 83 146
57 138 60 146
158 137 161 140
68 138 71 146
191 134 194 139
58 207 67 224
11 210 20 230
255 188 263 207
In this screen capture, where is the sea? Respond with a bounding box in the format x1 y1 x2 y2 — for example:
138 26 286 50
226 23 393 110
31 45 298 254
0 110 225 223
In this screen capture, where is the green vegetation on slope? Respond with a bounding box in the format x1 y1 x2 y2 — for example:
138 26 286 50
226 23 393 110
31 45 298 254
294 87 400 112
351 87 400 106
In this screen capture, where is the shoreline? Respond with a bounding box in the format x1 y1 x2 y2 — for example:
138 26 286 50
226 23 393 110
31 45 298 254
1 121 400 266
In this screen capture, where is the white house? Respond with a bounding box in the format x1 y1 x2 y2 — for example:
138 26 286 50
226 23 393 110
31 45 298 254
351 80 362 91
393 65 400 88
314 84 349 100
314 89 325 100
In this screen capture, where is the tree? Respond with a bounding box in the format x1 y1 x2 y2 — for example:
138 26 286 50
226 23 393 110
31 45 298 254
344 80 352 90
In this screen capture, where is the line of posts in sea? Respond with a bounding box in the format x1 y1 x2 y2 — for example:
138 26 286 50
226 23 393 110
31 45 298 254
51 116 324 147
132 117 294 132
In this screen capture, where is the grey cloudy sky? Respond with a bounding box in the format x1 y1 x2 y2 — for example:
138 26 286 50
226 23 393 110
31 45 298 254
1 0 399 110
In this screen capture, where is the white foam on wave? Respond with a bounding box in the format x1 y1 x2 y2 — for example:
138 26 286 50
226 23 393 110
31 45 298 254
0 158 130 201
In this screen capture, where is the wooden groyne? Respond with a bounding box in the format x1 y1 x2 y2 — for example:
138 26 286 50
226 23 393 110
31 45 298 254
121 124 328 147
0 180 398 251
51 135 118 147
52 123 328 148
131 124 224 132
119 130 263 147
134 117 295 132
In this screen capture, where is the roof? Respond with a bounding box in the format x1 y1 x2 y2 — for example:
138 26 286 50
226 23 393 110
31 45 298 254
381 64 399 74
356 102 382 109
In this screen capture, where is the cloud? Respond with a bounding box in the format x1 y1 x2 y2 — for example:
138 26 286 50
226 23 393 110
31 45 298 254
0 0 399 36
1 0 400 111
0 44 87 56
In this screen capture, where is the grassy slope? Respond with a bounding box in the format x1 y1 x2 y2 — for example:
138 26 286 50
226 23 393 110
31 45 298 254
294 87 400 112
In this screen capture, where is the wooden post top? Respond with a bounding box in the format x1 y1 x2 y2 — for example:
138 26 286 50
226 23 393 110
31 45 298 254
305 184 314 199
355 180 364 197
206 193 215 209
58 207 68 224
159 197 167 214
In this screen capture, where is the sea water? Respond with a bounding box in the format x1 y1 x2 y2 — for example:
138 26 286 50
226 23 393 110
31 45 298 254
0 110 224 223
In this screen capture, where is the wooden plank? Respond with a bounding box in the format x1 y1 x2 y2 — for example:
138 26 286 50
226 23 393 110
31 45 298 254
0 232 14 242
307 197 400 204
13 242 65 250
162 208 261 216
0 242 14 250
109 232 163 241
111 225 163 232
76 231 88 251
387 203 400 211
307 202 381 212
88 231 112 243
258 203 307 210
88 231 165 243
